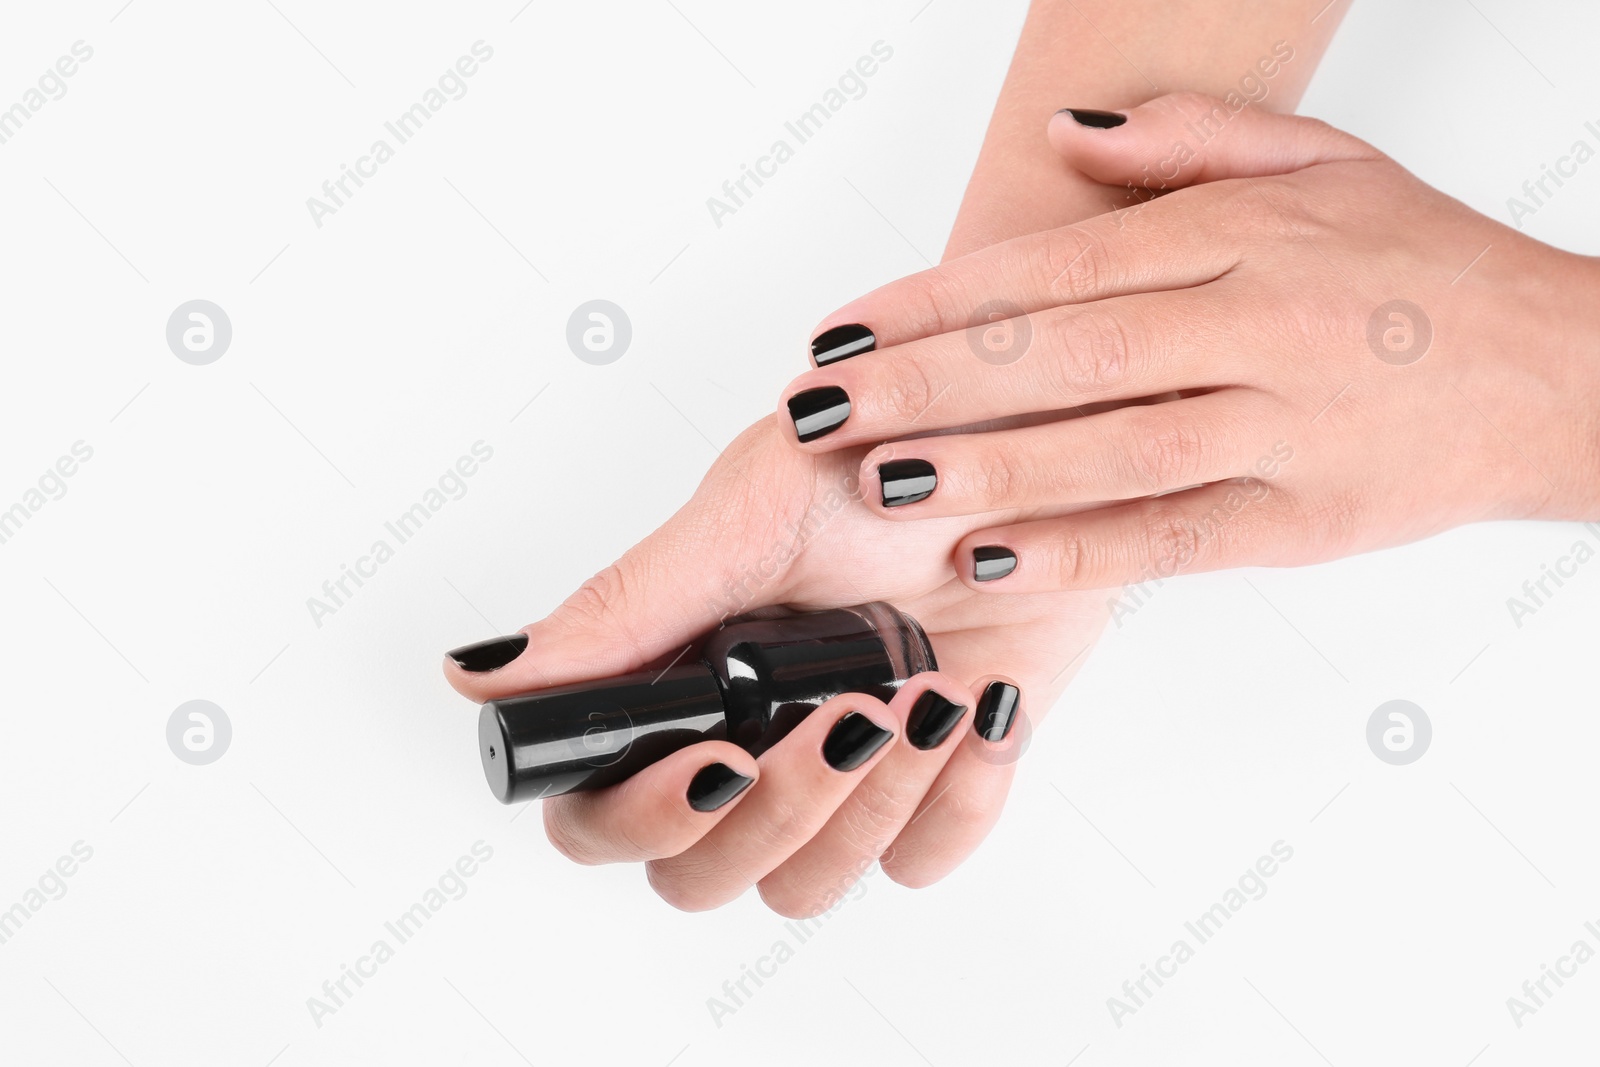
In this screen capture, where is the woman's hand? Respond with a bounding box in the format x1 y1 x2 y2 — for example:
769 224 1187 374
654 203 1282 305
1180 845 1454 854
778 93 1600 592
442 415 1107 916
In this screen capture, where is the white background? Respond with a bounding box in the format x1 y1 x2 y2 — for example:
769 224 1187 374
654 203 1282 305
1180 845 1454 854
1 1 1597 1064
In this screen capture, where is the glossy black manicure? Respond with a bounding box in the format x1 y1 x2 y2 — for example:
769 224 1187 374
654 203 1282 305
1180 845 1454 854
823 711 894 771
906 691 967 750
1060 108 1126 129
448 633 528 672
812 323 876 366
975 681 1021 742
879 459 937 507
972 546 1018 583
788 386 851 442
686 762 755 812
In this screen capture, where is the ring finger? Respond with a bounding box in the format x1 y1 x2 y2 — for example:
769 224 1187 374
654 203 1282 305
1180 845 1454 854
859 388 1279 517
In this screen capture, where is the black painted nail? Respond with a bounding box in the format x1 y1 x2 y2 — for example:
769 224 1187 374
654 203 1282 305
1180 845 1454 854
448 633 528 672
879 459 937 508
823 711 894 771
973 546 1018 583
687 762 755 812
788 386 851 443
975 682 1021 742
812 324 876 366
1060 108 1126 129
906 691 967 750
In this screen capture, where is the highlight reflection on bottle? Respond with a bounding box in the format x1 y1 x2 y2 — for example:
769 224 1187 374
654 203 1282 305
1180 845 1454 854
477 602 935 802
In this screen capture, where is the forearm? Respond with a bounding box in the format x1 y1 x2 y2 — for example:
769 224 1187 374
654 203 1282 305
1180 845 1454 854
946 0 1351 258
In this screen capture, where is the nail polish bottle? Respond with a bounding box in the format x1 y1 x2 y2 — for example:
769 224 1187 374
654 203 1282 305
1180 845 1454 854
477 602 935 802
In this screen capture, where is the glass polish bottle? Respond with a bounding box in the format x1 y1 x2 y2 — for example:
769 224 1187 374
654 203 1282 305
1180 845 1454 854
477 602 935 802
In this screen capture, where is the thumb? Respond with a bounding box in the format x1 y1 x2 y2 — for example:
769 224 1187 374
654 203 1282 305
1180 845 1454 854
1047 92 1381 191
444 430 802 701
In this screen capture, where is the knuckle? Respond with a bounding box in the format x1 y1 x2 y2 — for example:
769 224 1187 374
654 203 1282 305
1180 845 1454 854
835 783 903 852
645 859 726 912
933 786 1003 837
1143 509 1206 574
1049 528 1100 589
562 563 630 629
878 357 945 426
744 796 808 854
546 797 671 866
756 877 848 921
1042 308 1134 398
970 450 1025 509
760 851 884 919
754 880 815 919
542 802 601 866
1131 419 1207 489
896 267 969 338
882 791 1002 889
1040 225 1106 302
556 562 652 662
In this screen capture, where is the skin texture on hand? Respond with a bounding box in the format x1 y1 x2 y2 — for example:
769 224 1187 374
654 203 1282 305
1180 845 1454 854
781 93 1600 595
445 415 1104 915
443 3 1355 914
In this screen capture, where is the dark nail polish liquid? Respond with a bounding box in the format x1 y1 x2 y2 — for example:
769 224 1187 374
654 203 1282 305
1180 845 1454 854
477 602 935 802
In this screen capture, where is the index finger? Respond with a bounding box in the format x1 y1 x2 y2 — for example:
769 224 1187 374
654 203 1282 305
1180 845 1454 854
807 182 1248 365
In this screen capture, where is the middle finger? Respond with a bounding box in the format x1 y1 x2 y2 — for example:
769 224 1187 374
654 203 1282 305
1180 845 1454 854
780 287 1245 449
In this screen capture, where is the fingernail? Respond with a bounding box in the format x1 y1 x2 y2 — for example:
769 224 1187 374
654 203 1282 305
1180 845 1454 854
812 323 876 366
686 762 755 812
975 681 1021 742
823 711 894 771
788 385 851 443
1059 108 1126 129
448 633 528 672
879 459 937 508
906 690 967 750
972 546 1018 582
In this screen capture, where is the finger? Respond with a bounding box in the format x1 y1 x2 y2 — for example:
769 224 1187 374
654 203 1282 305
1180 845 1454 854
755 674 974 918
646 694 899 912
783 287 1244 450
539 741 759 866
442 419 805 701
880 676 1025 888
858 389 1276 518
954 473 1306 592
1048 91 1381 190
803 187 1244 366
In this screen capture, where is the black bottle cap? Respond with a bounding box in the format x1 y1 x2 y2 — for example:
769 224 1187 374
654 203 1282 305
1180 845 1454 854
478 662 730 803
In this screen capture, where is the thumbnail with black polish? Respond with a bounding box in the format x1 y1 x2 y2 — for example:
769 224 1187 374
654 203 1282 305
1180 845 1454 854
788 386 851 442
906 691 967 750
975 681 1021 742
972 546 1018 582
879 459 937 507
687 763 754 812
812 323 876 366
823 712 894 771
449 633 528 672
1061 108 1126 128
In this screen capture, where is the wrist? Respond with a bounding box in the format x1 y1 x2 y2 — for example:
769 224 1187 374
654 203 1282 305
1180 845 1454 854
1527 252 1600 521
1563 254 1600 519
